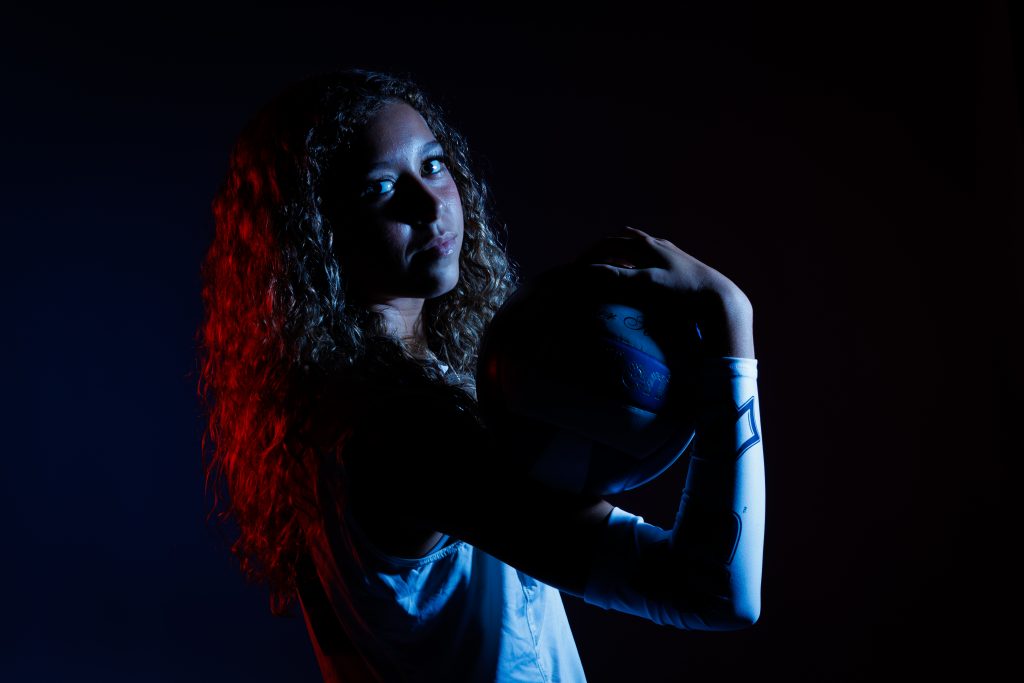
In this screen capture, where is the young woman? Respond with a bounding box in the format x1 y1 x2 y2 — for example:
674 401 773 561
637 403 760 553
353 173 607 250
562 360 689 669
198 68 765 682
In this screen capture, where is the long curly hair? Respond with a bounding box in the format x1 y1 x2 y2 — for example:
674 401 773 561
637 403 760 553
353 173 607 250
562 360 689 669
196 68 519 616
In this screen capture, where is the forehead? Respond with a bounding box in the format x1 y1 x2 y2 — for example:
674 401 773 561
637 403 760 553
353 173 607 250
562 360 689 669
352 100 436 162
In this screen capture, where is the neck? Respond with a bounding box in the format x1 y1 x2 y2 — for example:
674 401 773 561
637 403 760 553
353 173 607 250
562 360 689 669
367 297 429 356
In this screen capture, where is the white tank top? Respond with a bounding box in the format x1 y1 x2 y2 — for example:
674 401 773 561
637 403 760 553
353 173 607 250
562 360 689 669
298 359 588 682
300 494 588 682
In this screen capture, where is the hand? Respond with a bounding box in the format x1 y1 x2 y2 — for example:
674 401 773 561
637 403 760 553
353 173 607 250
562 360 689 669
573 226 754 358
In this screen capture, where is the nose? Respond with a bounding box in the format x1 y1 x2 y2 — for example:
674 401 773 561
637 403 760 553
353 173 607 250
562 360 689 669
399 175 443 226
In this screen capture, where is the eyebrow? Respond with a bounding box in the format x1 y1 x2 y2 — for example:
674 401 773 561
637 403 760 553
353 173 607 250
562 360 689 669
365 140 444 171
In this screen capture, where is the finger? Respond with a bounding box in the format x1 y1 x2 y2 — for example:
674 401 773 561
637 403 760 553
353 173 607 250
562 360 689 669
575 236 663 269
622 225 652 237
576 264 685 319
595 256 638 269
585 262 638 275
624 226 681 251
603 225 652 240
577 262 656 300
595 226 675 254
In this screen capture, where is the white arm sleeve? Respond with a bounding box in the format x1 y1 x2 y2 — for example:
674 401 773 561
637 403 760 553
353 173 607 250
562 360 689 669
582 356 765 630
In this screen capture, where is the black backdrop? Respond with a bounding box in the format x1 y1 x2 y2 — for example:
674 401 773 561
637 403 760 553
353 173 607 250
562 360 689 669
3 1 1019 681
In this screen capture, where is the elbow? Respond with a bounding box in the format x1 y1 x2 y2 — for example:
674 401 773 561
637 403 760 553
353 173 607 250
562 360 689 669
683 562 762 631
689 589 761 632
719 589 761 630
689 604 759 632
727 598 761 630
715 563 762 630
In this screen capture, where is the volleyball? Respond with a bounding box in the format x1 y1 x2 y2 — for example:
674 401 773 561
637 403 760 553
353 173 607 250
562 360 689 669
476 262 702 496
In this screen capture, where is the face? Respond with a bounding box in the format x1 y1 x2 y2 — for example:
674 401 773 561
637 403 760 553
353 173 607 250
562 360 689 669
332 100 465 304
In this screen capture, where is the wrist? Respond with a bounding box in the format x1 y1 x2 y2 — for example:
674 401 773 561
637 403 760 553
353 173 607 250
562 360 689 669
697 291 755 359
691 356 761 463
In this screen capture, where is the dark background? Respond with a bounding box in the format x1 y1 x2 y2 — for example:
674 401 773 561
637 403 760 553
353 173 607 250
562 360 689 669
3 1 1020 681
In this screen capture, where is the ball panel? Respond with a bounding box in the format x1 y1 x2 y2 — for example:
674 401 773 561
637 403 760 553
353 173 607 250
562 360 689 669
492 352 673 457
475 262 702 496
526 430 595 496
594 303 668 362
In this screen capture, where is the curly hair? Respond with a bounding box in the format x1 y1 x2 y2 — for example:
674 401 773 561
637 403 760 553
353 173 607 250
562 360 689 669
196 68 519 616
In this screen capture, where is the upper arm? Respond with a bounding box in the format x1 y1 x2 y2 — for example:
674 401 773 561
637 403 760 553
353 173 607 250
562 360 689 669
343 380 616 597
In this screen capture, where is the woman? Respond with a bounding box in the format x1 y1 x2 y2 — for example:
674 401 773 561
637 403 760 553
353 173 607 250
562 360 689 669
198 68 765 682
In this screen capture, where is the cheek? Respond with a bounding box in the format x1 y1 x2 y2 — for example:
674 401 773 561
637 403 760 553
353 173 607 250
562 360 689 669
349 216 405 251
443 181 464 219
339 224 409 275
374 228 413 266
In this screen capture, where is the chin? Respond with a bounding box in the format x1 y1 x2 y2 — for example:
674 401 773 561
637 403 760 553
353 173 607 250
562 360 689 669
427 269 460 299
430 279 459 300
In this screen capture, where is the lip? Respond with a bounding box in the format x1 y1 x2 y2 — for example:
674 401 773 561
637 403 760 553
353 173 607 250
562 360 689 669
419 233 457 256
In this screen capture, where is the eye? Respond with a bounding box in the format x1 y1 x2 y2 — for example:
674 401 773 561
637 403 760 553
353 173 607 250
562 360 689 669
358 154 449 201
423 154 449 176
360 178 395 199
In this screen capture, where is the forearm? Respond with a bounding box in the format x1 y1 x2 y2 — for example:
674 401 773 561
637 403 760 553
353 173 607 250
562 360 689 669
671 356 765 627
582 356 765 630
